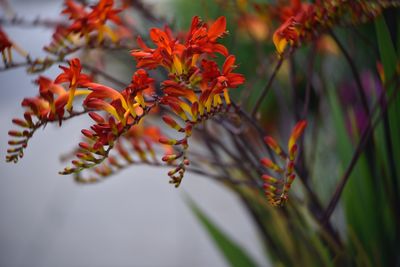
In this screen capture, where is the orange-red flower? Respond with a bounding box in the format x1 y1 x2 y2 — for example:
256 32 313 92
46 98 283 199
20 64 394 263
55 58 92 111
37 76 68 119
185 16 228 57
131 16 229 78
199 55 244 106
84 69 154 124
20 73 90 122
66 0 123 42
125 69 155 108
47 0 124 54
62 0 88 20
217 55 245 89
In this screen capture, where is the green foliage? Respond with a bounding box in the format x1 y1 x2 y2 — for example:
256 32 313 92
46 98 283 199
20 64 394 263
185 195 259 267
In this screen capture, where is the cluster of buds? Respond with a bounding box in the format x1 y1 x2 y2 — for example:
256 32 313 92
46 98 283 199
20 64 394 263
0 26 28 65
60 112 125 175
6 115 34 163
261 120 307 206
72 123 172 184
271 0 400 54
45 0 124 55
131 16 245 186
159 114 192 187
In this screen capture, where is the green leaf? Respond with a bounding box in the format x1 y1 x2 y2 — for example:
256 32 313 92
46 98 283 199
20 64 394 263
184 195 259 267
375 15 400 192
375 16 398 79
327 84 379 263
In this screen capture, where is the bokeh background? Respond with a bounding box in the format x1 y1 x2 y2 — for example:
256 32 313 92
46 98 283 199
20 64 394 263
0 1 269 266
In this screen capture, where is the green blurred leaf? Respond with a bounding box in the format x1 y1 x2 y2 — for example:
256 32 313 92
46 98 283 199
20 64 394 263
374 14 400 265
375 15 400 187
375 16 398 79
184 195 259 267
327 84 381 264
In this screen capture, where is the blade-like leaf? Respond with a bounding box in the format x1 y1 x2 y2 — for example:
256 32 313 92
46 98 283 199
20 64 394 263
184 195 259 267
375 15 400 188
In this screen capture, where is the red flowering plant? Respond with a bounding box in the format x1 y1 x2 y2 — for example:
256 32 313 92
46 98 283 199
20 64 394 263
44 0 125 55
2 0 400 266
4 1 247 188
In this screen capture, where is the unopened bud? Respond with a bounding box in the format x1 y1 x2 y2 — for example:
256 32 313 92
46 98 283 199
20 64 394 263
89 112 105 123
8 130 23 137
12 118 29 128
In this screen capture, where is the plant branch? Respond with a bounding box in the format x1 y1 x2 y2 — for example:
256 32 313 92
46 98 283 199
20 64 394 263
330 30 370 116
0 16 65 28
0 58 128 88
250 56 284 117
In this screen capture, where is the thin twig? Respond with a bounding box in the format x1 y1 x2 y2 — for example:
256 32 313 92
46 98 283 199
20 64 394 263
80 62 127 88
0 58 128 88
330 30 370 116
302 44 316 119
250 57 284 117
0 16 65 28
126 0 165 24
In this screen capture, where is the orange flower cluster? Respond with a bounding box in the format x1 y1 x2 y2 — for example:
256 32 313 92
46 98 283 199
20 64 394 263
45 0 124 55
7 14 244 188
6 59 92 163
271 0 399 54
7 57 156 176
131 16 245 186
60 65 155 175
261 120 307 206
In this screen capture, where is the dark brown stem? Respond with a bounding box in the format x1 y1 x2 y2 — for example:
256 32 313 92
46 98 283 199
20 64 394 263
0 16 66 28
289 55 300 121
301 44 316 119
330 30 370 116
0 58 128 88
6 110 88 163
80 62 127 88
126 0 165 23
251 57 284 117
0 60 32 72
201 123 259 181
231 101 277 162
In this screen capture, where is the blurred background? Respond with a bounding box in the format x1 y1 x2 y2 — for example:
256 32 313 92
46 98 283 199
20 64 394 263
0 1 269 266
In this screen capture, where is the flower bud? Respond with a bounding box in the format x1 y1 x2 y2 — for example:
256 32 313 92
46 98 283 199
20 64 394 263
261 158 283 173
89 112 105 123
12 118 29 128
8 130 23 137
